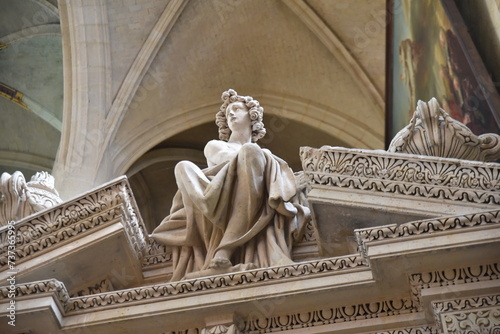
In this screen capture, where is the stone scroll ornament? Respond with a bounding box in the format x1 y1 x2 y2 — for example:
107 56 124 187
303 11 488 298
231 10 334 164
0 171 62 225
388 97 500 162
151 89 311 281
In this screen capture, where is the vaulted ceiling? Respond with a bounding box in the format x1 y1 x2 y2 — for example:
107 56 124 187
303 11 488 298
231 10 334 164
109 0 388 231
1 0 389 231
0 0 62 177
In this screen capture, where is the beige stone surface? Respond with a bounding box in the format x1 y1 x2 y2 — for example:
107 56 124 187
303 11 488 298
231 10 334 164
1 140 499 333
2 1 500 333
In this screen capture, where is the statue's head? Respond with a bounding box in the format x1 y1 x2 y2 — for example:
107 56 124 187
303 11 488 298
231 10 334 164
216 89 266 142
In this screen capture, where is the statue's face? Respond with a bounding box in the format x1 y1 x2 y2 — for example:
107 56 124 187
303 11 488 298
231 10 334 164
226 101 251 133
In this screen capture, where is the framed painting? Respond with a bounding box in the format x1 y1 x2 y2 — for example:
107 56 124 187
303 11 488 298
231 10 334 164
386 0 500 147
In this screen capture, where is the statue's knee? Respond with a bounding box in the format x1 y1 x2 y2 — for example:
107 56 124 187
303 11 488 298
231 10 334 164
175 160 196 178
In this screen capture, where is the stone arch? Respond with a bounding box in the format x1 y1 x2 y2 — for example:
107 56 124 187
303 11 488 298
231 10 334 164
112 92 383 176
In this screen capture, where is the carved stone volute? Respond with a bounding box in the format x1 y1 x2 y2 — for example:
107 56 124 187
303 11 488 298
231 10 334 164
388 98 500 162
0 171 62 225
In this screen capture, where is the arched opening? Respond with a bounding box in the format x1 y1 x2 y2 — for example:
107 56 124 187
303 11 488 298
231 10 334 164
127 117 348 232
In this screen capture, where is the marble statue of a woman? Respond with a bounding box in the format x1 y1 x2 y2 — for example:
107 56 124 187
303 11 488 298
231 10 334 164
151 89 310 281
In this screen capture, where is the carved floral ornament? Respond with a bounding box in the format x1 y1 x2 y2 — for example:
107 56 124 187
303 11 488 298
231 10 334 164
3 261 498 333
0 171 62 225
388 98 500 162
0 177 147 267
432 294 500 333
300 146 500 205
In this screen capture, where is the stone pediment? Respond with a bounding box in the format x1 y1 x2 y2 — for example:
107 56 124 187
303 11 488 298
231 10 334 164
1 146 499 333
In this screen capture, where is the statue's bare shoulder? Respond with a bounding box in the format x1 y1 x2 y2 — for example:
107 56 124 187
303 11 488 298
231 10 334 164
204 139 239 167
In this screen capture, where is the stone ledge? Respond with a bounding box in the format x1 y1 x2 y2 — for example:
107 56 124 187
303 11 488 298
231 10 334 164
0 256 371 332
0 176 148 268
300 146 500 258
356 209 500 260
0 255 367 313
2 259 498 334
1 235 498 333
356 210 500 243
301 146 500 205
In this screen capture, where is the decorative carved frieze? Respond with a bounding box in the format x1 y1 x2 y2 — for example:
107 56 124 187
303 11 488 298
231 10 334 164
159 324 443 334
0 279 70 305
0 171 62 225
3 261 499 333
409 263 500 310
70 279 114 297
368 327 440 334
66 256 366 312
0 255 366 314
201 325 241 334
388 98 500 162
242 298 417 333
433 294 500 333
355 209 500 261
300 146 500 205
0 177 147 267
356 209 500 244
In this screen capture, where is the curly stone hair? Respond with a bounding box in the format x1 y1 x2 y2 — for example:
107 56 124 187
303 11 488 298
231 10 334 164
215 89 266 143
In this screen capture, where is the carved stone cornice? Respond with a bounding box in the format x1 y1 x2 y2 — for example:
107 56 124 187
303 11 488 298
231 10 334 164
2 260 499 332
301 146 500 205
356 209 500 248
0 279 70 306
0 279 418 333
67 255 366 313
367 327 440 334
0 177 147 267
240 262 500 333
409 263 500 311
0 255 367 314
242 298 417 333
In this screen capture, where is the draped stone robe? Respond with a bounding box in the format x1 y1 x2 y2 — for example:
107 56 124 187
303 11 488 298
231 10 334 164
151 143 310 281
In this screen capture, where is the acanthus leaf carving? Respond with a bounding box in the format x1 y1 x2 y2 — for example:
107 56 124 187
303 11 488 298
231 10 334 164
0 171 62 226
0 177 147 266
388 98 500 162
301 146 500 205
